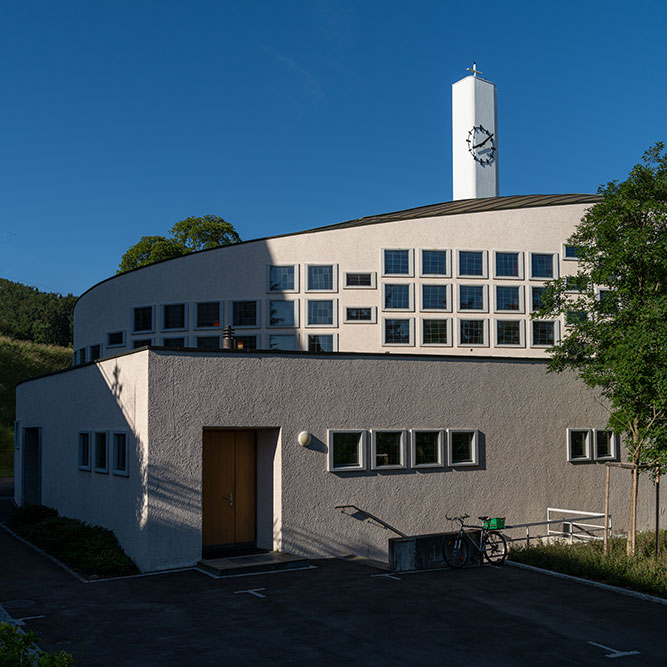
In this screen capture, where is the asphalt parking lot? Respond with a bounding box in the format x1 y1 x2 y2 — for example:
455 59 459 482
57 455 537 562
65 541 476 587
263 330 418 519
1 490 666 665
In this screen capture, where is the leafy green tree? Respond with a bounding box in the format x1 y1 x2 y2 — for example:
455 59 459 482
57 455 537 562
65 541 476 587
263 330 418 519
117 215 241 273
536 143 667 556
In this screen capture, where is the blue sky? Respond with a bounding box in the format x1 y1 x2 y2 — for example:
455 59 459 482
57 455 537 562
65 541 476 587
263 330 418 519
1 0 665 296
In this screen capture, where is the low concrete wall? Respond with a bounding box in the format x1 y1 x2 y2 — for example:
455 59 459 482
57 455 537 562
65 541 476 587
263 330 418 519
389 531 483 571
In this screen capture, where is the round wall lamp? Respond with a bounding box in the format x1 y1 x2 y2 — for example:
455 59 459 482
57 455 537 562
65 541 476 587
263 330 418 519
297 431 312 447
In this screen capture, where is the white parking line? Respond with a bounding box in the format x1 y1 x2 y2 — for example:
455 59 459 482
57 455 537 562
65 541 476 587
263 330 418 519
234 587 267 598
371 573 401 581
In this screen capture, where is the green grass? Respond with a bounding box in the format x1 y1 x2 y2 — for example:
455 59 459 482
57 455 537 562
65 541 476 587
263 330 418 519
7 504 139 578
0 335 71 477
509 530 667 598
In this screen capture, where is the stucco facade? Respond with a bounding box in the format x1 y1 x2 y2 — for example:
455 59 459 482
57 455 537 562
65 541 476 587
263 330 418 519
15 348 662 572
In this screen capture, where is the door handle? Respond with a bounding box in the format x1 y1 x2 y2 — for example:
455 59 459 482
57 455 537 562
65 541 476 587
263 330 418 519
225 492 233 507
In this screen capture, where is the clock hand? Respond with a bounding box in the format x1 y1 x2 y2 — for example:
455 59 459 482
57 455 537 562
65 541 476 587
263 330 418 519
473 133 494 149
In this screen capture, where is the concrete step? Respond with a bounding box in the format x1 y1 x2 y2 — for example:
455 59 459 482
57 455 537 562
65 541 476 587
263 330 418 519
198 551 310 576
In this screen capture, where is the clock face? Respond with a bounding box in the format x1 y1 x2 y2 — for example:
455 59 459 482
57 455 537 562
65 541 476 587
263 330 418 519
466 125 496 165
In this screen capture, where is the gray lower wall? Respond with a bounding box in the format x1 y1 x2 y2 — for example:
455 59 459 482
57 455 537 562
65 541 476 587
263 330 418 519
15 348 666 571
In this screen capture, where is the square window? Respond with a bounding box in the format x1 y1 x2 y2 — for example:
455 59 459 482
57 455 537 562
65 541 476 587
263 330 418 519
495 252 522 278
327 430 366 471
422 319 450 346
233 301 258 327
269 334 296 350
133 306 153 332
566 311 587 326
421 250 448 276
78 433 91 471
567 429 592 462
268 265 297 292
531 286 546 312
163 336 186 347
307 265 336 291
372 430 406 469
268 300 297 327
563 244 582 260
113 433 128 475
459 320 487 346
594 430 618 460
163 303 185 330
422 284 448 311
344 307 376 323
496 320 523 347
565 276 585 293
308 334 334 352
411 430 444 467
448 430 479 466
532 321 557 347
383 318 413 345
196 302 220 328
384 284 412 310
94 432 108 473
495 286 521 312
107 331 125 347
307 300 335 326
458 251 486 277
196 336 220 350
530 253 557 279
344 272 376 289
236 334 258 351
459 285 485 311
133 339 152 349
383 249 412 276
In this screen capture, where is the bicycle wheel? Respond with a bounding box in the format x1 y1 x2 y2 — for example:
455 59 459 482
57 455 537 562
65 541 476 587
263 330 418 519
483 531 507 564
443 535 469 568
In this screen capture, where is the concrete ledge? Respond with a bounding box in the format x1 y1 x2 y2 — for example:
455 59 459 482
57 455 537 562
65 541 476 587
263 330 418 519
389 531 482 571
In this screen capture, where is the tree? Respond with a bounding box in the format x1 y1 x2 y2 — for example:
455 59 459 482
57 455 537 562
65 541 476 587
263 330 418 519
535 143 667 556
117 216 241 273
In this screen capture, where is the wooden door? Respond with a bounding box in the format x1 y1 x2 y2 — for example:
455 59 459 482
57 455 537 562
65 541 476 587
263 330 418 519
202 430 256 549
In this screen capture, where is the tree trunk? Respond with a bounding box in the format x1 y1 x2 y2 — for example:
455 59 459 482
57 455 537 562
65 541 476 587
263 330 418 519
627 464 639 557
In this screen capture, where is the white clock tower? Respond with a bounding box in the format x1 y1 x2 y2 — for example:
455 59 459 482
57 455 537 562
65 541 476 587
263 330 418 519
452 63 499 200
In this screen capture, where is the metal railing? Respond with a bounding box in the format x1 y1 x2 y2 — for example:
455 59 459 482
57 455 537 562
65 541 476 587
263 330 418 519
335 505 407 538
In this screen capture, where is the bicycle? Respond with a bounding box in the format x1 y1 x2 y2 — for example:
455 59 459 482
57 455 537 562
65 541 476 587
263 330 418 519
443 514 508 567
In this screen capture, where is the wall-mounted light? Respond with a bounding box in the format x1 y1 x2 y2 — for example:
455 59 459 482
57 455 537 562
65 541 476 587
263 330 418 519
298 431 312 447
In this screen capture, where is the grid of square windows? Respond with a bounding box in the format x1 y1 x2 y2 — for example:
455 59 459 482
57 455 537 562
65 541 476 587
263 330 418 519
495 252 521 278
196 302 220 328
495 285 520 311
422 284 447 310
496 320 522 346
307 300 334 326
269 334 296 350
269 300 296 327
459 285 484 310
384 284 411 310
196 336 220 349
307 265 334 291
532 321 556 346
133 306 153 332
163 337 186 347
308 334 334 352
163 303 185 330
422 319 449 345
383 249 410 275
384 318 411 345
531 286 546 312
459 320 486 346
422 250 447 276
268 265 296 291
531 253 555 279
459 251 484 276
233 301 258 327
236 335 258 350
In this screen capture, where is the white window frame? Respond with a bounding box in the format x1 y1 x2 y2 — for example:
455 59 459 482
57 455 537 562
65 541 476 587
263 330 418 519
420 318 453 348
567 428 593 462
112 431 130 477
382 283 414 312
343 271 377 289
305 264 339 293
371 429 407 470
306 332 339 352
131 304 156 334
457 249 488 279
160 302 189 332
563 244 581 261
410 429 445 468
327 429 367 472
594 430 619 461
382 248 414 277
267 299 300 328
343 306 377 324
420 283 452 312
457 318 489 348
78 432 91 471
493 284 525 314
531 320 560 348
106 330 126 348
195 301 223 330
529 252 559 280
305 298 338 328
382 317 415 347
162 335 189 347
493 250 525 280
268 333 298 351
457 283 488 313
266 264 300 293
447 429 479 467
231 299 261 329
494 319 526 348
420 248 451 278
93 431 109 473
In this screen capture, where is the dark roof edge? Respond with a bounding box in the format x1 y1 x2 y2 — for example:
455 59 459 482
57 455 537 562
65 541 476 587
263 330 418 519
77 193 600 303
16 345 550 388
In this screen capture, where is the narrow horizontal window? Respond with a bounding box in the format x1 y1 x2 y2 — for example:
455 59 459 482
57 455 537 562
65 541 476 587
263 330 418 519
133 339 152 349
269 334 296 350
345 307 374 322
196 302 220 328
344 272 376 289
563 244 582 259
107 331 125 347
163 337 186 347
196 336 220 350
566 311 587 326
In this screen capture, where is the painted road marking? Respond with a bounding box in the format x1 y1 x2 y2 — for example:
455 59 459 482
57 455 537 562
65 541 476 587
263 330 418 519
588 641 640 659
234 587 267 598
371 573 401 581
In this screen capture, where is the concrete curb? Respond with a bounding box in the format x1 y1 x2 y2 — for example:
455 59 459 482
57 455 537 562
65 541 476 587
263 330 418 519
506 560 667 606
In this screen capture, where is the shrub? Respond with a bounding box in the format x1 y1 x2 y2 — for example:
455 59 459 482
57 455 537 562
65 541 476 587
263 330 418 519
0 622 73 666
7 504 58 530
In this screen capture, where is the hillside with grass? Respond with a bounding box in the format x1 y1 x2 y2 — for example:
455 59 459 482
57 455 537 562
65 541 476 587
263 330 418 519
0 336 72 477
